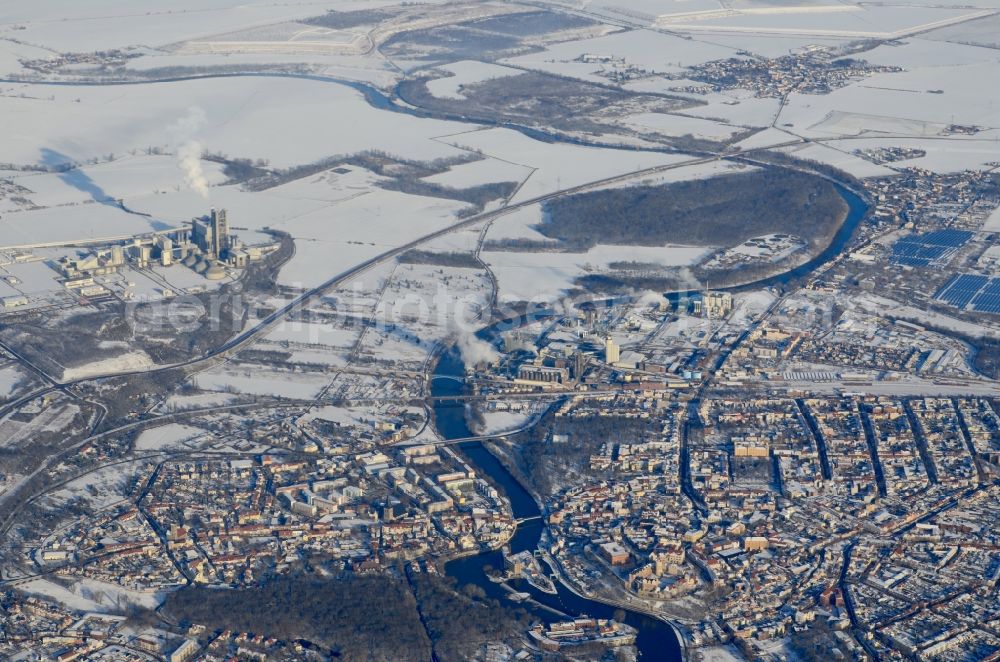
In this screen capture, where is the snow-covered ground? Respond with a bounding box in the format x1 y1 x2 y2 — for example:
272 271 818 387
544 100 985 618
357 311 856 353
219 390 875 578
483 204 550 243
655 4 990 38
421 154 533 190
679 90 783 129
855 294 1000 339
478 409 534 435
622 112 745 141
17 578 107 612
436 128 691 204
484 243 709 303
134 423 205 451
0 2 356 53
926 12 1000 49
194 366 331 399
61 351 155 381
5 155 226 212
779 55 1000 141
0 73 721 288
695 645 744 662
0 204 175 250
358 261 491 365
983 207 1000 233
43 462 141 511
0 402 80 449
0 365 24 398
728 290 779 330
0 77 472 169
820 136 1000 174
265 322 359 348
601 160 756 190
502 28 736 82
272 186 471 288
775 142 897 179
425 60 524 100
163 392 237 410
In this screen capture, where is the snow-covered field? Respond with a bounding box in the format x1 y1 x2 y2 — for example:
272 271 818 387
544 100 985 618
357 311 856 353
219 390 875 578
425 60 524 100
436 128 690 203
0 365 24 398
600 160 756 190
173 21 368 56
265 322 359 348
134 423 205 451
18 578 107 613
0 1 994 326
856 294 1000 339
0 66 720 290
483 204 551 243
654 4 991 38
194 367 331 399
8 10 994 305
622 112 745 141
484 244 709 303
0 77 471 169
0 39 52 77
927 13 1000 49
0 2 355 54
502 28 736 82
689 32 851 58
359 261 491 365
5 155 226 212
272 186 471 288
421 154 533 190
775 142 897 179
695 645 746 662
478 409 535 435
825 137 1000 174
163 392 237 410
62 351 155 381
679 90 783 129
0 402 80 449
779 57 1000 140
0 204 175 250
983 207 1000 233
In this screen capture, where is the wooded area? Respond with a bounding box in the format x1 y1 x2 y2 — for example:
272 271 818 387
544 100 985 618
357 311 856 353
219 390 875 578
163 572 529 661
538 169 848 250
165 574 431 661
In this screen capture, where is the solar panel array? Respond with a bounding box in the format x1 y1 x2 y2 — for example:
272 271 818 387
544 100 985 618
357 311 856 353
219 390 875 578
892 229 974 267
921 229 976 246
971 279 1000 313
935 274 1000 314
935 274 989 308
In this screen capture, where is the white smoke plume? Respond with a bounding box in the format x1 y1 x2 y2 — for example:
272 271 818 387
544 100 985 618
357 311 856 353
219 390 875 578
456 333 500 369
169 107 209 198
633 290 666 308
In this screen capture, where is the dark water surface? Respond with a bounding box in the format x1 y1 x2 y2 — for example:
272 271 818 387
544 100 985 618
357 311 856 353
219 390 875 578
433 345 684 661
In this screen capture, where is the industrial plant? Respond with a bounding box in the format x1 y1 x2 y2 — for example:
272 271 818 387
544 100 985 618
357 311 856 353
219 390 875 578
55 208 276 289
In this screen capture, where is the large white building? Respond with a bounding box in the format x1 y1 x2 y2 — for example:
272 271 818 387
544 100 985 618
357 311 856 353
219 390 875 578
605 336 620 364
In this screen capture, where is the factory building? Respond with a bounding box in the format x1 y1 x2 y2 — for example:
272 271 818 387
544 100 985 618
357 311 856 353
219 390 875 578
516 364 569 385
605 336 620 365
52 208 273 288
191 207 230 261
154 236 173 266
704 291 734 319
56 244 125 278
